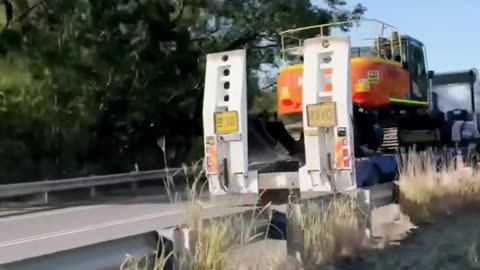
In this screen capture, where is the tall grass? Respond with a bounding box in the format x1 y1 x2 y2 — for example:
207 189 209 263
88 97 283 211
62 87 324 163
151 160 274 270
122 151 366 269
398 148 480 223
121 173 369 270
142 148 480 269
301 195 367 268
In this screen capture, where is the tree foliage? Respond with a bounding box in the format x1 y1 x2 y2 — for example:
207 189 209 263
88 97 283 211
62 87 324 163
0 0 365 183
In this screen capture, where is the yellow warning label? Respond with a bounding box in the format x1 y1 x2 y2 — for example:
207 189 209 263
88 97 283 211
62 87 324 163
355 79 370 92
306 102 336 128
214 111 239 134
367 70 379 84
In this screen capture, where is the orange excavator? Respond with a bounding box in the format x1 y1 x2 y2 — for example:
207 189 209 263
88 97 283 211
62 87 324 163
276 19 441 155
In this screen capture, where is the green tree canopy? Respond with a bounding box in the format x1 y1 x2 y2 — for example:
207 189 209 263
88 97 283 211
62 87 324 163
0 0 365 183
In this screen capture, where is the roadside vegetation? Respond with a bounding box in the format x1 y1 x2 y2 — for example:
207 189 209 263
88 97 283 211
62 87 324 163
338 150 480 270
120 160 369 270
398 149 480 223
119 149 480 270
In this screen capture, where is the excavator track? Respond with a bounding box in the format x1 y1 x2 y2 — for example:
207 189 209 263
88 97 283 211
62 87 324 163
380 127 399 152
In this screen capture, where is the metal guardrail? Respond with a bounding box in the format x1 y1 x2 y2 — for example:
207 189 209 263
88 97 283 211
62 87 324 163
2 231 160 270
0 168 183 199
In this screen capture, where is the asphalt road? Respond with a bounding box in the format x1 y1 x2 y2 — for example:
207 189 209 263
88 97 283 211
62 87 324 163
0 193 257 264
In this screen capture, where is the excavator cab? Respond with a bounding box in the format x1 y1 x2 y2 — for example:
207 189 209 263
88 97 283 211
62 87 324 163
378 34 430 106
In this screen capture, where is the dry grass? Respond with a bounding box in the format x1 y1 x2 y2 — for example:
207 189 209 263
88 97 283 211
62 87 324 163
398 149 480 224
219 195 367 270
151 160 274 270
153 148 480 269
175 206 270 270
118 140 370 269
300 195 368 268
151 194 366 269
121 163 369 270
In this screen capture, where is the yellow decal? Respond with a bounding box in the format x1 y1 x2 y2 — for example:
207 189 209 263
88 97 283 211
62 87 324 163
367 70 380 84
306 102 337 128
355 79 370 92
214 111 239 134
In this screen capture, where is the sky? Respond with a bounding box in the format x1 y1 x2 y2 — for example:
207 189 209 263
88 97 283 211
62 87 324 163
313 0 479 72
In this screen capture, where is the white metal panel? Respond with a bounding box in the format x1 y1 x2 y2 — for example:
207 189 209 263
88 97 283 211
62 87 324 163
202 49 257 195
329 36 356 191
299 36 356 193
257 172 299 190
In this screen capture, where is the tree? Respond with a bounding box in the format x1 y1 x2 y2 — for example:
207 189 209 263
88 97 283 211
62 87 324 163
0 0 366 183
197 0 366 109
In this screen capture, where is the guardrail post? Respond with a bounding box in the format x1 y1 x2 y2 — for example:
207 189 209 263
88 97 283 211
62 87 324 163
286 192 304 265
43 191 49 204
90 187 96 198
42 178 49 204
132 164 139 193
172 226 198 270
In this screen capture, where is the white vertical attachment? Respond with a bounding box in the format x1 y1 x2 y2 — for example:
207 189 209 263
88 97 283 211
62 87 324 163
299 36 356 193
202 49 258 196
